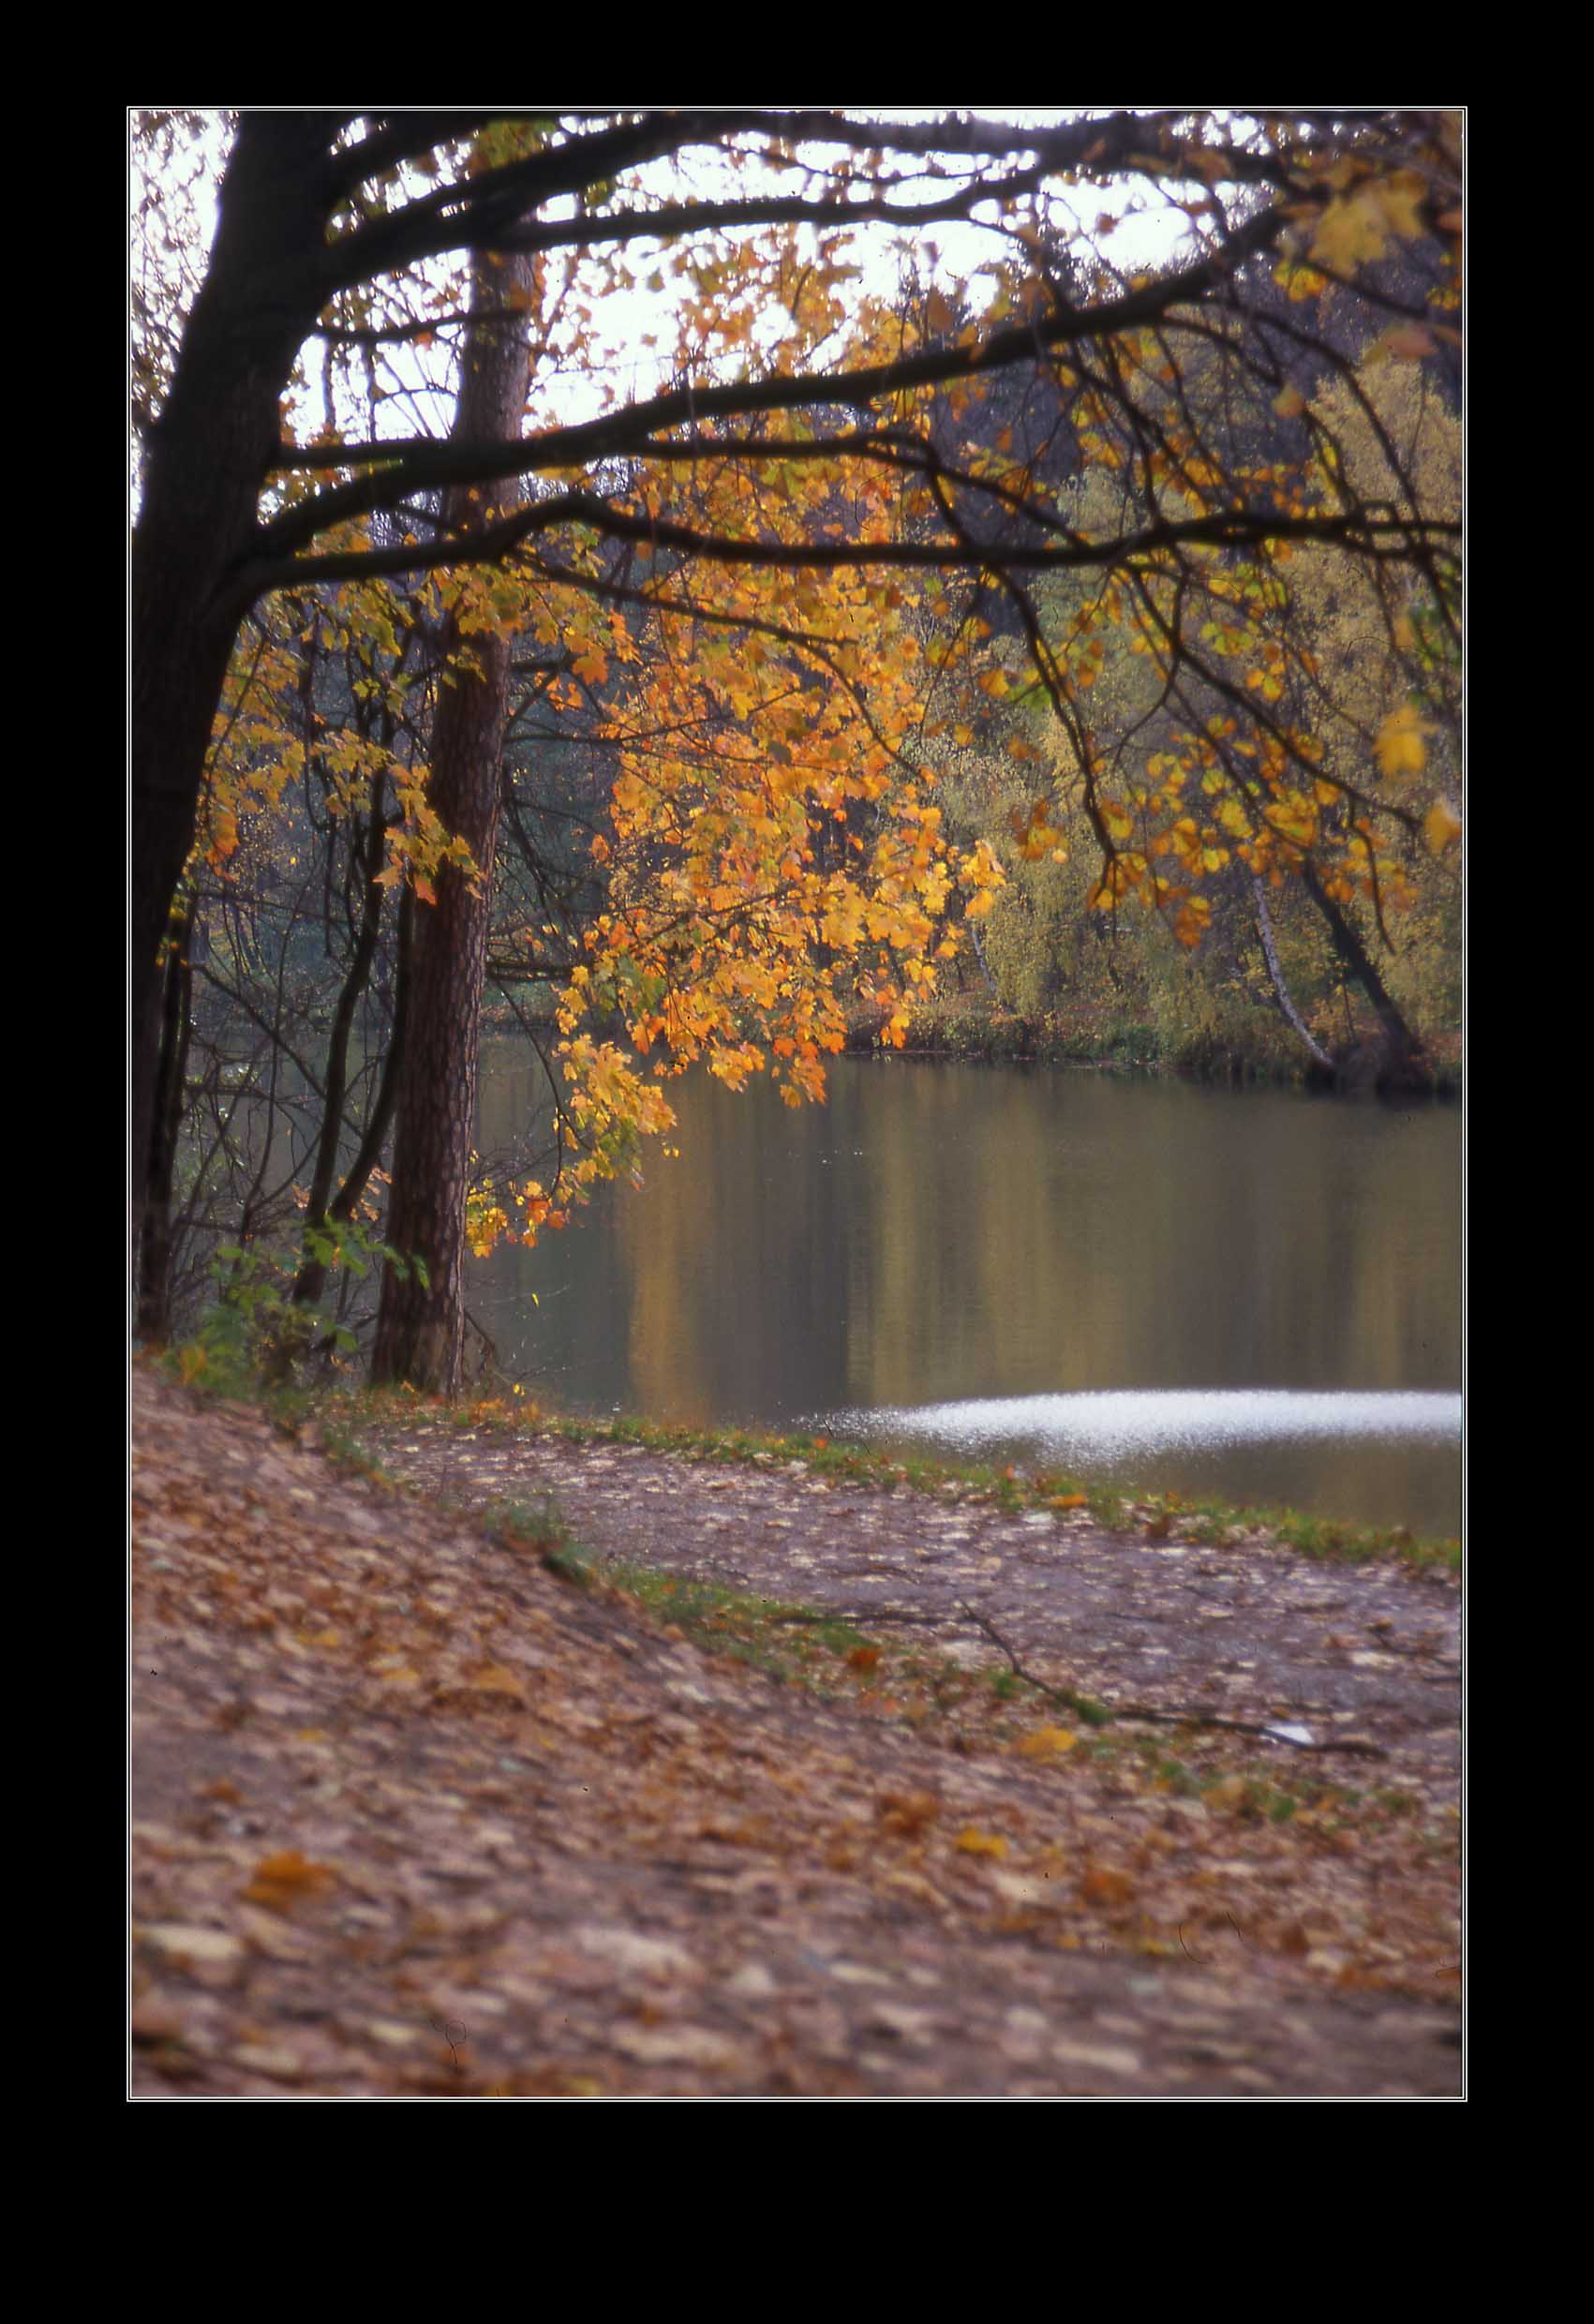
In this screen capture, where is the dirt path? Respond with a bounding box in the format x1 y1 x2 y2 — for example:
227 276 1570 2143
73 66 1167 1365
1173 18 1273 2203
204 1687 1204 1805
131 1372 1462 2096
366 1422 1461 1804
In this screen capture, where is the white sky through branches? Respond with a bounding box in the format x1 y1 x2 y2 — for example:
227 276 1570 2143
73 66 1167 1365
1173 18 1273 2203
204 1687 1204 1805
133 109 1215 475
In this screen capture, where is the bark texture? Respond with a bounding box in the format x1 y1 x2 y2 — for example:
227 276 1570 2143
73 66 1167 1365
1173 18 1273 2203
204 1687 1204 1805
370 255 536 1391
132 117 340 1255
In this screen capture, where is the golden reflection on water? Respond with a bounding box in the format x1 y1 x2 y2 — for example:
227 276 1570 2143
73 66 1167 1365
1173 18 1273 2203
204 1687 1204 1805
475 1053 1461 1532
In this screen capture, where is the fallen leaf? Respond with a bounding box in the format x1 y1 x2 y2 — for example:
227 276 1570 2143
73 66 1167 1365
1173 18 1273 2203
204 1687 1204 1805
876 1790 942 1838
243 1849 336 1911
141 1922 246 1968
1078 1864 1135 1906
464 1663 531 1705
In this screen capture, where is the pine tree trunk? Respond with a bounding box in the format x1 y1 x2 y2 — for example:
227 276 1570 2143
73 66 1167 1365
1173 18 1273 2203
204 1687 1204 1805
370 254 535 1392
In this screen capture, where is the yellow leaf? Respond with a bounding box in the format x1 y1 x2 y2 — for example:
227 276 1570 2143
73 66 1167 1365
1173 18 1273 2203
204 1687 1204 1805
1311 188 1390 272
1375 705 1426 779
955 1827 1008 1859
1423 798 1462 855
1017 1725 1078 1757
1372 171 1429 240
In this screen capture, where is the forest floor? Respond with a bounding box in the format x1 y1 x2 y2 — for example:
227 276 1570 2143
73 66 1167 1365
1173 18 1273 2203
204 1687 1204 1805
130 1364 1462 2097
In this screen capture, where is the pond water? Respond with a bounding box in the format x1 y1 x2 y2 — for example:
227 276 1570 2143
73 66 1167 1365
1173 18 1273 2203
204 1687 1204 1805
472 1052 1462 1537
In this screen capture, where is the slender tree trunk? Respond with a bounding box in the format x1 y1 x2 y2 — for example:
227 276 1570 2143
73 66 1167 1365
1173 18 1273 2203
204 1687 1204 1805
1300 861 1428 1085
370 253 535 1391
1250 873 1334 1070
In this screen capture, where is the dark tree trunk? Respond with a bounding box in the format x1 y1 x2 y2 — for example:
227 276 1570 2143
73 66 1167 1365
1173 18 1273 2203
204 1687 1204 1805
291 780 397 1312
131 117 339 1249
136 893 199 1342
1300 861 1429 1087
370 254 535 1392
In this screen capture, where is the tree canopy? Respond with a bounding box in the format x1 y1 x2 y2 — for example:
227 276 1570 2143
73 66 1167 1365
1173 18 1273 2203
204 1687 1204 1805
131 108 1461 1377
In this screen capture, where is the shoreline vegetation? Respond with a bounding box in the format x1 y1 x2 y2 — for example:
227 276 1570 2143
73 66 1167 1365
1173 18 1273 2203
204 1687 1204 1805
838 996 1460 1095
478 994 1460 1096
159 1353 1462 1579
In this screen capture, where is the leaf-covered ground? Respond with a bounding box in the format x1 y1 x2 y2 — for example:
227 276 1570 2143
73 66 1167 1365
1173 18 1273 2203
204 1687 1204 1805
131 1369 1461 2096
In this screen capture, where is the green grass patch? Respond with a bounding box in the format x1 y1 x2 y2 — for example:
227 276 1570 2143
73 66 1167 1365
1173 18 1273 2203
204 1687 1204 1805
600 1560 877 1687
483 1495 597 1587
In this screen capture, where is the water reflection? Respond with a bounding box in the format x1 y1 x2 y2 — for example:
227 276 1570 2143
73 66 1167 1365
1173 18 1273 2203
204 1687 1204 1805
473 1053 1462 1534
840 1388 1463 1453
831 1389 1462 1523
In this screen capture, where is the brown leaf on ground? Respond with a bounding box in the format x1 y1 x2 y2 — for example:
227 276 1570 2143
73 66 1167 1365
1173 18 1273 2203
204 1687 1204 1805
131 1366 1461 2097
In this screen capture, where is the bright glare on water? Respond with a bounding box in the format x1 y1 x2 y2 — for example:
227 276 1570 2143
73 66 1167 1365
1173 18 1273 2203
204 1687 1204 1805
829 1388 1461 1485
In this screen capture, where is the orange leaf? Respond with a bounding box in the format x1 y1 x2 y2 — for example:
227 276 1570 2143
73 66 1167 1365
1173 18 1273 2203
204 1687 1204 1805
1078 1864 1134 1907
244 1849 335 1910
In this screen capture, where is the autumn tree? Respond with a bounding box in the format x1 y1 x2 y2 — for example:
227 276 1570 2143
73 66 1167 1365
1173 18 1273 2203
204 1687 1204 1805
133 108 1461 1343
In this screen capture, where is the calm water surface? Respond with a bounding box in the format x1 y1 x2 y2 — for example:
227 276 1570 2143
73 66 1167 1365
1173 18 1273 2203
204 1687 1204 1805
472 1053 1462 1535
